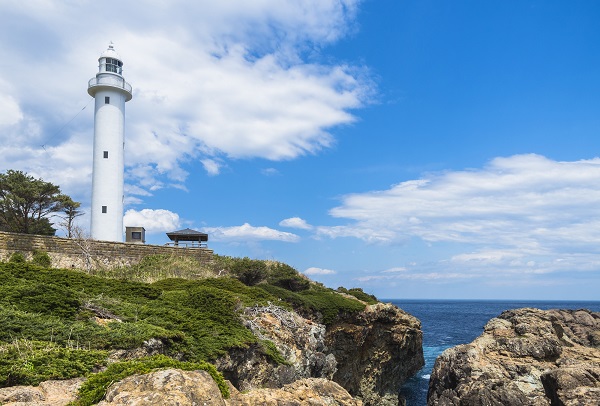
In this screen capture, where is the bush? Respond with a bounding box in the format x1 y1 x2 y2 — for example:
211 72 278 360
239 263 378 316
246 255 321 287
337 287 378 304
267 262 310 292
0 340 107 387
31 250 52 268
8 252 26 263
229 257 267 286
270 276 310 292
0 282 80 319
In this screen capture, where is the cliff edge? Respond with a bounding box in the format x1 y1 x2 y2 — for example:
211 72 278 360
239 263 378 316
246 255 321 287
216 302 424 406
427 308 600 406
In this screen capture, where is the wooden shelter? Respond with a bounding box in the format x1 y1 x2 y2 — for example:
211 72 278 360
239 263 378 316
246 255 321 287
166 228 208 247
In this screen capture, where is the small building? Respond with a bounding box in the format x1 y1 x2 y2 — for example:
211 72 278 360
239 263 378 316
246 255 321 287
125 227 146 244
166 228 208 248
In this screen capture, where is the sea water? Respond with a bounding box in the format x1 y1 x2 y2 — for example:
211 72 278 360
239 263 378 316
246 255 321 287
389 300 600 406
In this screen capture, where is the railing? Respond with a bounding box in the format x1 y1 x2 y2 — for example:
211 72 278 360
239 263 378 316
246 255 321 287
88 76 132 94
164 241 208 249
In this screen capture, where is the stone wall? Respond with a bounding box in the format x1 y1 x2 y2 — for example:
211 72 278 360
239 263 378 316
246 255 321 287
0 230 213 270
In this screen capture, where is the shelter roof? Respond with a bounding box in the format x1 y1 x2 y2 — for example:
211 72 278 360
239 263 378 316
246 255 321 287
166 228 208 242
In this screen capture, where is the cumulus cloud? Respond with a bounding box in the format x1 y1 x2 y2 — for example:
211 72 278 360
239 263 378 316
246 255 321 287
304 267 337 275
279 217 313 230
318 154 600 275
123 208 181 234
0 0 370 201
202 223 300 242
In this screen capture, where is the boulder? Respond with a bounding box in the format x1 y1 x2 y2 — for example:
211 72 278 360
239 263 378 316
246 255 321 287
0 377 84 406
94 368 361 406
97 369 225 405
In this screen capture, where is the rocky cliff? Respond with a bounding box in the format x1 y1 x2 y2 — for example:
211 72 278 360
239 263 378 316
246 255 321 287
0 302 422 406
216 302 424 406
427 308 600 406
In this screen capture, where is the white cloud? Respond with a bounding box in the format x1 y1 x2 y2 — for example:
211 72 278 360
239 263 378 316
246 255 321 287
318 154 600 275
203 223 300 242
304 267 337 275
0 94 22 128
123 208 181 234
261 168 280 176
279 217 313 230
382 267 407 273
355 272 477 283
0 0 370 199
201 159 222 176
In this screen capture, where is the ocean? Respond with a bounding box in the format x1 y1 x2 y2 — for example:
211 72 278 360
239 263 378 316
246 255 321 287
389 299 600 406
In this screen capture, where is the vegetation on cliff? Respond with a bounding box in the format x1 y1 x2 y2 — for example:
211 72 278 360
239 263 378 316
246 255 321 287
0 254 374 402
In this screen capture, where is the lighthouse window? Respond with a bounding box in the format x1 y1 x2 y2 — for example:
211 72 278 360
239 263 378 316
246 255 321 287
105 58 123 74
105 96 110 104
103 151 108 158
102 206 107 214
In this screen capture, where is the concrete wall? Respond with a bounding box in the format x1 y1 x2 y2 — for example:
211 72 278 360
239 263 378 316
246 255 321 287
0 231 213 270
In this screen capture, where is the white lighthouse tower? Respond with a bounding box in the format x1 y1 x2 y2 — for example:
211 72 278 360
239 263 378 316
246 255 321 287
88 43 133 242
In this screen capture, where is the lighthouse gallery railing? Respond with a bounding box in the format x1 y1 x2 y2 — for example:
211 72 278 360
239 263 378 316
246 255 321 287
88 76 132 94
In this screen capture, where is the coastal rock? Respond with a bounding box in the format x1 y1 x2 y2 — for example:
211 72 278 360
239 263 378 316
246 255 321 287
227 377 363 405
427 308 600 405
326 303 424 406
216 302 423 406
0 377 84 406
95 368 361 406
216 303 337 390
97 369 224 406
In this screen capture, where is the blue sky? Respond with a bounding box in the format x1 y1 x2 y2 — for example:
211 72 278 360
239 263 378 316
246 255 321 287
1 1 600 300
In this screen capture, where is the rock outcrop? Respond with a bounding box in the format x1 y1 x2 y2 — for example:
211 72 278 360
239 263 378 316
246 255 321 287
216 303 337 391
216 302 423 406
427 308 600 406
326 303 424 405
0 377 84 406
95 368 362 406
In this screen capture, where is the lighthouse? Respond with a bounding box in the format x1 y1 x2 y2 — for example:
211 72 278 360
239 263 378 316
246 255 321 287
88 43 133 242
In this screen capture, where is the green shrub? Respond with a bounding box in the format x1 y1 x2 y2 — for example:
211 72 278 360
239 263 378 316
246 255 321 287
0 340 107 387
337 287 378 304
72 355 228 406
259 340 290 365
257 284 367 324
229 257 267 286
0 282 80 319
8 252 26 263
270 276 310 292
298 287 366 324
267 262 310 292
31 250 52 268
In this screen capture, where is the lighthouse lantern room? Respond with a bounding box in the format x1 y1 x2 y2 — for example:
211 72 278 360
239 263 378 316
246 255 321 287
88 43 133 242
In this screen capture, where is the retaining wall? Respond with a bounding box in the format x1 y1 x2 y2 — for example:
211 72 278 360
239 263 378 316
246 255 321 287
0 230 213 270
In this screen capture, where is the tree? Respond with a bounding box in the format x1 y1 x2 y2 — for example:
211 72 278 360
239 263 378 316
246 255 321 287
57 195 84 238
0 170 78 236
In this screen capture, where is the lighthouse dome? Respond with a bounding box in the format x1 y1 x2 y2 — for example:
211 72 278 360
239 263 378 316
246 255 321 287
100 43 121 61
97 43 124 76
